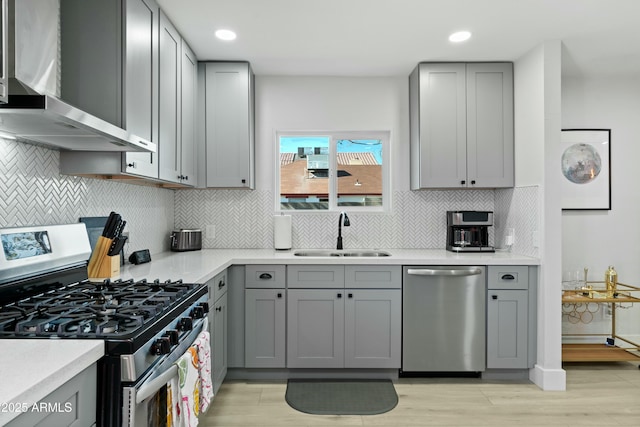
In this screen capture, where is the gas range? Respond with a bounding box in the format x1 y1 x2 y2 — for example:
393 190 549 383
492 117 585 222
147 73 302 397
0 278 205 339
0 223 210 427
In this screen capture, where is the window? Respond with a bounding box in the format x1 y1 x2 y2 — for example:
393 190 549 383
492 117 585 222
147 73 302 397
277 131 389 211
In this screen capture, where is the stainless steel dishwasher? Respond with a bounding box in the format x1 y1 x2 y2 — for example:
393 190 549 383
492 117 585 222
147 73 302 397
402 266 486 373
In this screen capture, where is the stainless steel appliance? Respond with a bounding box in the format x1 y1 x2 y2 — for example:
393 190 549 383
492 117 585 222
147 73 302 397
0 223 209 427
0 0 155 152
446 211 494 252
170 229 202 252
402 266 486 373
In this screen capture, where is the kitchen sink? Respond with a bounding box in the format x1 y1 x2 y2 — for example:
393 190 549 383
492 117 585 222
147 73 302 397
293 250 391 257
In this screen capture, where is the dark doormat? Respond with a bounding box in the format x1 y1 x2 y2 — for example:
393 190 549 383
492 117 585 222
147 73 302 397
285 379 398 415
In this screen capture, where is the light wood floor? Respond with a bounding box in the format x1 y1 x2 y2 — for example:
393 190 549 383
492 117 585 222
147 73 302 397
200 363 640 426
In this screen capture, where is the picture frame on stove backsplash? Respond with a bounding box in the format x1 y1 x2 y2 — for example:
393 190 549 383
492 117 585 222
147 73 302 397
560 129 611 211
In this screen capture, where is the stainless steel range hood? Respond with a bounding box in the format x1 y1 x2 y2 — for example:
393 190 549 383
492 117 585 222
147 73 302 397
0 0 156 153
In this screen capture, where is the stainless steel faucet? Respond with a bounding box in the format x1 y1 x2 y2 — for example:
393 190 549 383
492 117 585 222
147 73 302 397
336 211 350 249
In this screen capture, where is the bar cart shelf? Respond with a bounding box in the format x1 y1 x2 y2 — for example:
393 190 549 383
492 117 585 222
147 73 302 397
562 282 640 365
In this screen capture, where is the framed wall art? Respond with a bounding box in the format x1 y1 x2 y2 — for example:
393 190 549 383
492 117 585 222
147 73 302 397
560 129 611 210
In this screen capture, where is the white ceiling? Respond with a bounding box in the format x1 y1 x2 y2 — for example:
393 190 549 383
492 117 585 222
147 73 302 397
157 0 640 77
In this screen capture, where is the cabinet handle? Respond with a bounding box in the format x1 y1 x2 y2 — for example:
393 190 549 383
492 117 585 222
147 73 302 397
501 274 515 280
348 293 353 298
277 292 283 298
492 295 498 300
184 176 188 181
259 273 273 280
471 180 476 185
241 179 246 184
460 180 466 185
337 293 342 298
218 280 226 289
215 306 222 312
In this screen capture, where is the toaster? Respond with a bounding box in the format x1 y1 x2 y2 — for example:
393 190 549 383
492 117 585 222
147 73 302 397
170 229 202 252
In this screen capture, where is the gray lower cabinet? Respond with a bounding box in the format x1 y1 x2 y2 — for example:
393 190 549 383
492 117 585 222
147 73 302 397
286 265 401 369
244 265 287 368
245 288 286 368
287 289 345 368
486 266 535 369
208 270 228 393
6 364 97 427
344 289 401 368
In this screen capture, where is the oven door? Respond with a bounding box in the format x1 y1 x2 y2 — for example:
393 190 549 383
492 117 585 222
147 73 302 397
122 317 208 427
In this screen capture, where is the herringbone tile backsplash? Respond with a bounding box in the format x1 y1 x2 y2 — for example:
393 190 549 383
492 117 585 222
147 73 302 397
0 138 174 255
175 189 499 249
2 137 538 255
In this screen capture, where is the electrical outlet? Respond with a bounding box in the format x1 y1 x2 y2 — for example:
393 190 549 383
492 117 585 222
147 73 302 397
122 231 130 244
206 225 215 238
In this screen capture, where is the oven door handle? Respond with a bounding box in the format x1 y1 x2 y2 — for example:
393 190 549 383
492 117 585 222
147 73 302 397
135 365 178 404
135 321 208 404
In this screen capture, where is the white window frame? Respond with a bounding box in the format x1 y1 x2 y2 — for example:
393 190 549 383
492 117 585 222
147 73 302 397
275 130 390 213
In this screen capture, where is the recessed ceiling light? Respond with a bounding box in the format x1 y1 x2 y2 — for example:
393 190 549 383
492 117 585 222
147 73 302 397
215 29 237 41
449 31 471 43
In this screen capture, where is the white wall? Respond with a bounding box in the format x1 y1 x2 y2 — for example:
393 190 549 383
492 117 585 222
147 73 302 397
562 75 640 337
254 76 410 191
514 41 565 390
562 75 640 282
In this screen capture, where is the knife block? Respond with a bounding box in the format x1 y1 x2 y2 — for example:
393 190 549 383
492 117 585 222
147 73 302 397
88 236 121 280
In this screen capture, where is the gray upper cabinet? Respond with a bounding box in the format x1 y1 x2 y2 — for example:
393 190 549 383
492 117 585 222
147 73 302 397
158 12 197 186
158 11 181 183
60 0 160 179
180 40 197 186
60 0 198 186
200 62 255 188
409 62 514 189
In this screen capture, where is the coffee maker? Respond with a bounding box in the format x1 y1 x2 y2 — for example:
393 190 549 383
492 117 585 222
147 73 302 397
446 211 495 252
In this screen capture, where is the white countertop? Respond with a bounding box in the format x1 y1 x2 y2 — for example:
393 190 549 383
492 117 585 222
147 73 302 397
0 248 537 421
0 340 104 425
121 248 539 283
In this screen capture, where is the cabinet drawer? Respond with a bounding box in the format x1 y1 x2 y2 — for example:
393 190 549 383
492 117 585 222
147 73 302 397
345 265 401 289
245 265 286 288
287 265 345 288
487 266 529 290
211 269 228 302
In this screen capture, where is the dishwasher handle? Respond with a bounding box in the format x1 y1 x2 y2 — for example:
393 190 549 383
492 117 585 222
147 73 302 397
407 267 483 277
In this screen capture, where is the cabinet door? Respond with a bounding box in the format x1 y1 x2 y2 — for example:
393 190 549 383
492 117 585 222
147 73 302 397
5 364 97 427
158 10 181 183
487 290 528 369
410 63 467 189
466 63 514 188
180 40 197 185
344 289 401 368
213 292 228 393
204 62 254 188
123 0 159 178
245 289 286 368
287 289 344 368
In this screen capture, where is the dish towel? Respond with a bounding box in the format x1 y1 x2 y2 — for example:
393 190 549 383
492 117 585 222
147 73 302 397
174 346 201 427
167 376 179 427
193 331 214 413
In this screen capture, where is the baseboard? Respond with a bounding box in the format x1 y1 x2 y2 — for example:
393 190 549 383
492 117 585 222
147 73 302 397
482 369 531 381
529 364 566 390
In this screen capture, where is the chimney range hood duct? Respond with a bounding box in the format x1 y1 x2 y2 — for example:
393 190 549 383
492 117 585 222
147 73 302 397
0 0 155 153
